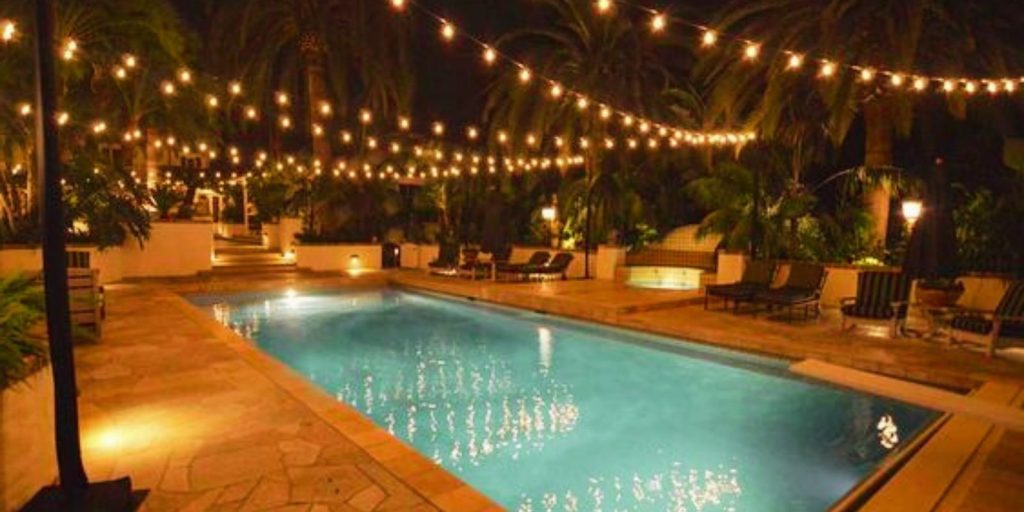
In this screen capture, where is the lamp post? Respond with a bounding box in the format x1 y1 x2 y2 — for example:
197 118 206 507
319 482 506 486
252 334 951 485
901 199 923 230
541 199 559 249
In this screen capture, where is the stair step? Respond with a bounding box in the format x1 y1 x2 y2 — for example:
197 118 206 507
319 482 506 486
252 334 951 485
215 254 284 263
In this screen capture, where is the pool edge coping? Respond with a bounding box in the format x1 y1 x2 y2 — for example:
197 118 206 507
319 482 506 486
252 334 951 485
160 285 503 512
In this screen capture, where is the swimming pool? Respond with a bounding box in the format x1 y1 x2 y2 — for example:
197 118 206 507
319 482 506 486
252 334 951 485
191 288 936 511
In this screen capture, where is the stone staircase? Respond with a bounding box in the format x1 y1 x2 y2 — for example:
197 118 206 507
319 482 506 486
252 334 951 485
210 238 297 275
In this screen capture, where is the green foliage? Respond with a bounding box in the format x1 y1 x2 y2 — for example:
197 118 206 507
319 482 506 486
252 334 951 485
0 273 47 390
954 186 1024 275
63 153 151 249
151 184 183 220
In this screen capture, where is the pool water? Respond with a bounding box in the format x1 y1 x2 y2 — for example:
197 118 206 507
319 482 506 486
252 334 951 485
191 288 936 511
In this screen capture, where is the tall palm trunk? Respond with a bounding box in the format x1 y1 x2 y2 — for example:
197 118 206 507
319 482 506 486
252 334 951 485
300 34 334 234
863 98 893 247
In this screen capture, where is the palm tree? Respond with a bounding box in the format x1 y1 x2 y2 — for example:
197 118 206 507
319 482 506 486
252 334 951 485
208 0 413 162
699 0 1024 245
483 0 705 265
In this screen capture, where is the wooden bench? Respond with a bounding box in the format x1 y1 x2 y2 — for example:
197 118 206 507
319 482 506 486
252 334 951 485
67 268 103 338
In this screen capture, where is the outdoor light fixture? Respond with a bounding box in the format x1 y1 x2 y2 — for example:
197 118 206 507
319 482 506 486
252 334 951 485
541 206 557 221
483 46 497 65
902 200 923 226
1 20 16 42
701 29 718 47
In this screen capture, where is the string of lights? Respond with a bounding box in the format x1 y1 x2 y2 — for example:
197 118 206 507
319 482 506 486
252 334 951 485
584 0 1021 95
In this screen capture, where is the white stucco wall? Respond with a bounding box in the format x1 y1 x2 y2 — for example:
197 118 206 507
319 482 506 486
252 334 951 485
278 217 303 256
295 244 382 273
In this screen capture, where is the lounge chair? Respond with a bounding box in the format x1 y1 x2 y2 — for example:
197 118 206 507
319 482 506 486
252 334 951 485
704 260 776 310
949 280 1024 357
455 248 481 278
463 245 513 280
428 243 460 275
521 252 575 281
496 251 550 281
68 268 104 338
839 271 912 337
753 262 827 321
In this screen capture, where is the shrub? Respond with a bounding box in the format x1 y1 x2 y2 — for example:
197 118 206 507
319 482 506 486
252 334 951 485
0 274 48 390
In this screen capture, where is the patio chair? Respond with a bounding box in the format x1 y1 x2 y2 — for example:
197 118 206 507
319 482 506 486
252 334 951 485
753 262 827 321
949 280 1024 357
68 268 104 338
704 260 776 311
522 252 575 281
455 248 481 278
496 251 550 281
839 271 912 337
464 245 513 280
428 243 460 276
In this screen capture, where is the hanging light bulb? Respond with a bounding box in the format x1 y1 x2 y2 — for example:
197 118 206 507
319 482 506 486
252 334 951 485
279 115 292 129
206 95 220 108
1 20 16 43
432 121 445 136
497 131 509 144
91 121 107 134
786 54 804 70
319 101 333 117
390 0 406 10
113 66 128 80
912 77 928 92
599 106 612 120
440 21 456 41
859 68 876 82
964 81 978 94
245 106 258 120
483 46 497 65
576 96 590 110
743 43 760 61
312 124 324 137
276 92 290 106
518 67 532 83
367 136 378 149
985 80 999 94
56 112 70 126
526 133 538 146
360 109 373 124
161 81 176 96
1004 80 1017 93
595 0 613 14
650 13 667 33
819 60 836 78
466 126 479 140
229 81 243 96
17 103 32 117
398 116 411 130
341 131 353 144
178 68 193 84
890 73 905 87
61 39 78 61
701 29 718 47
549 83 563 98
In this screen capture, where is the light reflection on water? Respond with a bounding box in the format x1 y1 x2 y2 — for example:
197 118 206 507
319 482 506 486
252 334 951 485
201 289 934 511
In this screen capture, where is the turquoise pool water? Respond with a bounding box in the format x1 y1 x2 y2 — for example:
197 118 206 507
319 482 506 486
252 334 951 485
191 288 936 511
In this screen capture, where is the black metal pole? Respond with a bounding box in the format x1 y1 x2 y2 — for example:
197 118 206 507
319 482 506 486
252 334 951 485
34 0 89 499
583 181 593 279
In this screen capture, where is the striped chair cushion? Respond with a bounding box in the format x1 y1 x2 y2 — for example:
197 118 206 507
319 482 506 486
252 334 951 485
950 315 1024 338
995 281 1024 318
842 271 911 320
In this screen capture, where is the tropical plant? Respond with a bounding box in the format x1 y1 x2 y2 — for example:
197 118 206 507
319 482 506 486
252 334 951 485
63 152 151 249
151 183 183 220
954 185 1024 275
699 0 1024 245
0 273 48 390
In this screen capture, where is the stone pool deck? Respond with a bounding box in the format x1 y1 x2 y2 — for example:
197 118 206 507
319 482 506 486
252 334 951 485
74 270 1024 511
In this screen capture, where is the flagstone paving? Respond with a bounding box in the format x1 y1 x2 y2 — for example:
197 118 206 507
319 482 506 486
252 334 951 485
76 277 495 512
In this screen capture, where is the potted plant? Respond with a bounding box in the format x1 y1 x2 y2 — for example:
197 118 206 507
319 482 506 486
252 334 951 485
903 161 963 307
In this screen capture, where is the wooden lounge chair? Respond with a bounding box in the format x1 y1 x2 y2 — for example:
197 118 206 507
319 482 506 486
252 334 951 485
522 252 575 281
704 260 776 310
68 268 104 338
497 251 550 281
949 280 1024 357
839 270 912 337
428 243 460 275
753 262 827 321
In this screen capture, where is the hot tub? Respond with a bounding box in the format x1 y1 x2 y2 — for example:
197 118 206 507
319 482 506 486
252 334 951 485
626 265 703 290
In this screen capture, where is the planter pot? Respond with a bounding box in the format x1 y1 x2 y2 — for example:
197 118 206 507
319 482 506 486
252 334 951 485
1 366 56 510
917 286 965 308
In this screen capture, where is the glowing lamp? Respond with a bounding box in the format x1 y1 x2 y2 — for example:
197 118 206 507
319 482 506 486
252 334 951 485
901 200 923 226
541 206 557 221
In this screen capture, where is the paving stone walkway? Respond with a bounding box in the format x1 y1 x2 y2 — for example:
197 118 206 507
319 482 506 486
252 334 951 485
76 282 492 512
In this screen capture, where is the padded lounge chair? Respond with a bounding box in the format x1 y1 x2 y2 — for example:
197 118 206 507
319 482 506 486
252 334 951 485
464 245 513 280
949 280 1024 357
753 262 827 321
497 251 550 281
455 248 481 278
839 271 912 337
521 252 575 281
704 260 776 310
428 243 460 275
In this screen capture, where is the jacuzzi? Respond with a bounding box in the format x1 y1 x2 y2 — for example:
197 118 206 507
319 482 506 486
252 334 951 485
626 266 703 290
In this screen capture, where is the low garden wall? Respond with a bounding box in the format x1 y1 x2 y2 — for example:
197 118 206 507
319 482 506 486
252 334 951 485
0 222 214 283
0 367 56 511
295 244 382 273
